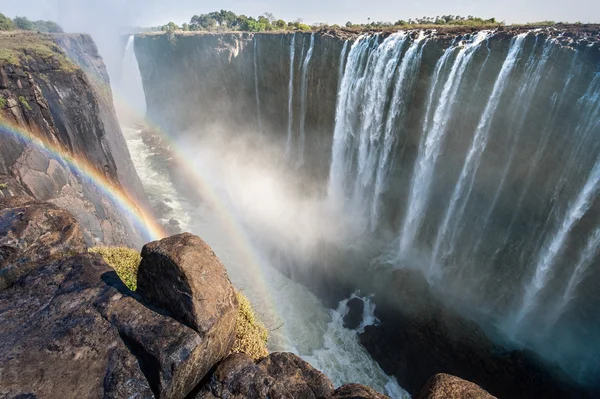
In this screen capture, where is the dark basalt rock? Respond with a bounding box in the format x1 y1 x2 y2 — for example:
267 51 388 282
0 195 86 290
344 297 365 330
0 254 154 399
325 383 390 399
415 374 496 399
359 269 591 399
195 352 335 399
138 233 238 338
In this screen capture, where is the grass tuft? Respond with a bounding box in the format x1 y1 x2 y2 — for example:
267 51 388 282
232 291 269 360
88 246 269 358
89 246 140 290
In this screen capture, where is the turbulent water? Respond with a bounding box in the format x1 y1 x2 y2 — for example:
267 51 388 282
327 30 600 384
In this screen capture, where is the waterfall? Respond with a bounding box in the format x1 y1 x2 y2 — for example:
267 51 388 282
337 41 349 93
253 37 262 134
298 33 315 166
399 31 491 255
430 34 527 277
117 35 147 125
285 33 296 159
328 33 428 230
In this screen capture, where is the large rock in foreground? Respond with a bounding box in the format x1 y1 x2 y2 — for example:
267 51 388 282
196 352 335 399
138 233 238 339
415 374 496 399
0 195 86 289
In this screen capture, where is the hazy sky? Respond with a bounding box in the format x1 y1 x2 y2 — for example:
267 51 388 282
2 0 599 28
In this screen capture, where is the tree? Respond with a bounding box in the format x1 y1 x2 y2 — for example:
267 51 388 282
275 19 286 29
345 21 353 27
262 12 276 24
33 20 63 33
182 22 190 31
395 20 408 26
13 16 34 31
0 13 14 30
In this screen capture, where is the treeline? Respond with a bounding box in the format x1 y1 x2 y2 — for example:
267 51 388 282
155 10 312 32
153 11 503 33
0 13 63 33
345 15 500 29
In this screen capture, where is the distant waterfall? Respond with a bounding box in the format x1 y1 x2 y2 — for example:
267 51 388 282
430 34 527 277
328 32 426 230
326 30 600 382
298 33 315 166
253 37 262 134
399 31 491 255
117 35 147 125
285 33 296 159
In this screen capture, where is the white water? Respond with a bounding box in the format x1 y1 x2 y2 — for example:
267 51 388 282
399 31 491 256
253 38 263 134
116 36 146 125
285 33 296 159
298 33 315 167
430 34 527 276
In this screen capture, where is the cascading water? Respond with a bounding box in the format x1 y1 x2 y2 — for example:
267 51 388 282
430 34 527 277
253 37 262 134
298 33 315 167
398 31 491 256
327 30 600 386
285 33 296 159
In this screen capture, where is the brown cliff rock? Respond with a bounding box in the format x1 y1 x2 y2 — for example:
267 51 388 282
415 374 496 399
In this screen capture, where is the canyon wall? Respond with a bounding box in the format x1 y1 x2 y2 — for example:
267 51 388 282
0 32 150 247
134 28 600 395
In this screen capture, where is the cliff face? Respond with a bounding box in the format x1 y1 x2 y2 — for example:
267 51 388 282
135 32 344 181
0 32 149 247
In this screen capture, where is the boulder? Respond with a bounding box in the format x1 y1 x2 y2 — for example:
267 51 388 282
0 195 86 289
196 352 335 399
343 297 365 329
0 254 153 399
325 384 390 399
137 232 238 340
415 374 496 399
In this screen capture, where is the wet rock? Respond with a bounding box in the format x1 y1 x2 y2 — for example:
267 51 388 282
138 233 238 337
0 196 86 289
196 352 335 399
325 384 390 399
415 374 496 399
344 297 364 329
0 254 153 399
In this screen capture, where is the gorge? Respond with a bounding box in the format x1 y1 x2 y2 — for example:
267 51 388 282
131 26 600 397
1 21 599 399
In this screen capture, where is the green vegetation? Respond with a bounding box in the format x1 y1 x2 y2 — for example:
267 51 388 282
89 246 141 290
0 183 7 189
0 96 6 108
89 246 269 358
18 96 31 111
232 291 269 360
0 13 14 31
150 11 508 33
0 15 63 33
0 33 77 71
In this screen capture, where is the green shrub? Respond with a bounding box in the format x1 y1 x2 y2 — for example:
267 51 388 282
0 183 7 189
18 96 32 111
0 97 6 108
232 291 269 360
89 246 141 290
89 246 269 359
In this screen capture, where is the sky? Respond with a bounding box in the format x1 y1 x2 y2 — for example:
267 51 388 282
2 0 599 28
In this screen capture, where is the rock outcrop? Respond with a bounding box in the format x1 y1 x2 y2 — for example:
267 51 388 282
415 374 496 399
0 198 237 398
0 193 86 289
0 32 150 247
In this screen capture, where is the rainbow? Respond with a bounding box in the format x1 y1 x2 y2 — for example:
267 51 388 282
0 117 167 242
